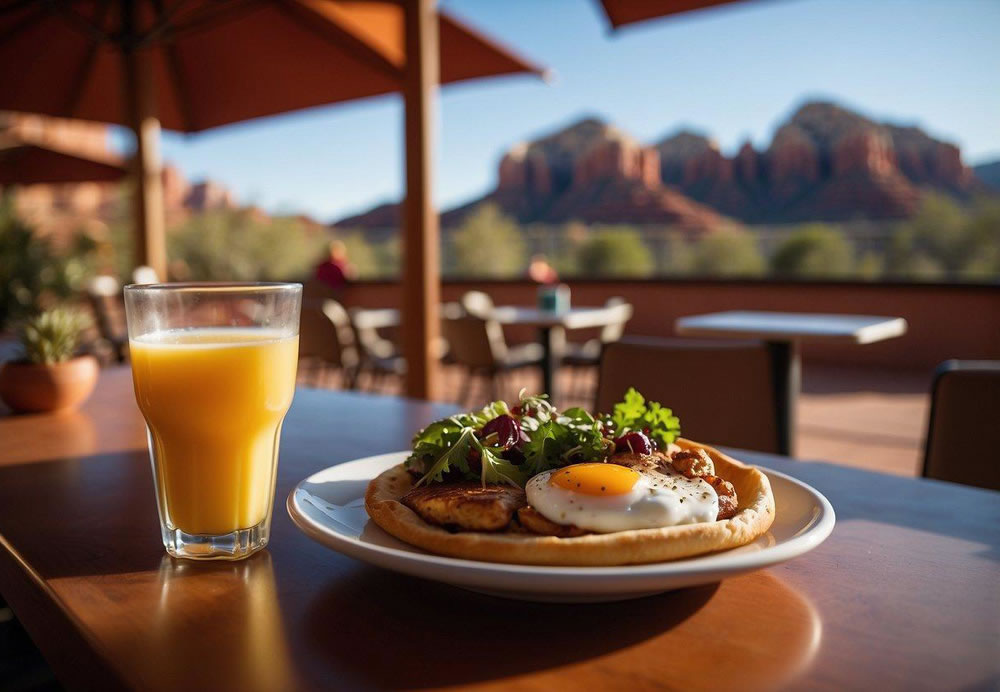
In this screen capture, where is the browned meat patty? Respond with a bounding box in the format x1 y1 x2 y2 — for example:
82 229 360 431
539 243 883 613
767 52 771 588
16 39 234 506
401 482 526 531
670 448 715 478
704 475 739 520
517 506 589 537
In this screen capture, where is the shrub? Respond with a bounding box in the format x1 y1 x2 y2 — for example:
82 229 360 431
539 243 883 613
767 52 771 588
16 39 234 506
338 232 379 279
575 227 654 278
886 195 1000 280
902 194 969 272
958 198 1000 279
771 224 854 278
0 195 97 330
855 251 883 280
658 231 695 276
692 229 765 277
374 236 401 278
449 204 526 278
167 210 328 281
884 233 946 280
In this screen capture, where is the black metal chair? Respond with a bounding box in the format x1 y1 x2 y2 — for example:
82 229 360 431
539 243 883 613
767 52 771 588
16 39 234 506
922 360 1000 491
597 336 781 454
442 305 544 406
298 298 360 389
562 297 633 403
348 306 406 392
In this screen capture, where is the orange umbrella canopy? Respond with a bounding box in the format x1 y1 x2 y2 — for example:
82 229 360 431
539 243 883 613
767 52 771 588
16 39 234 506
0 0 543 132
599 0 747 28
0 130 127 184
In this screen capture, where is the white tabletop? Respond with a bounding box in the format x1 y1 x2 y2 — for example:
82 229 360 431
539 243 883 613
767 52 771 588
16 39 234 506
675 311 908 344
349 307 399 330
492 305 622 329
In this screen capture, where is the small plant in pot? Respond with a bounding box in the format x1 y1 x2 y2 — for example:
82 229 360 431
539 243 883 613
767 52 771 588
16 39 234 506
0 308 99 414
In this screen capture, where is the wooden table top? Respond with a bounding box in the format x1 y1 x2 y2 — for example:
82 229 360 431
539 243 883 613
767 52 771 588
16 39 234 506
675 310 909 344
1 368 997 691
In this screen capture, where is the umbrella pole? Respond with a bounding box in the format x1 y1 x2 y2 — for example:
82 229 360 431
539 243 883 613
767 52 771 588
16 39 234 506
121 4 167 282
401 0 441 400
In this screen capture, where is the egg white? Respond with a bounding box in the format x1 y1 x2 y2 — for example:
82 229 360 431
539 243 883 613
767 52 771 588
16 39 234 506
525 465 719 533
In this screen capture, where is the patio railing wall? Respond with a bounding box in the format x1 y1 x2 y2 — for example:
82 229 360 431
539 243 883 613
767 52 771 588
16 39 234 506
340 278 1000 372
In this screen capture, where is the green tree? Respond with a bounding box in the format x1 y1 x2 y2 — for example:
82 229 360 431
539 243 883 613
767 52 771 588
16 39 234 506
374 236 401 278
904 194 969 272
338 233 379 278
771 224 854 278
692 229 765 277
658 231 695 276
885 194 1000 281
449 204 526 278
542 221 586 277
959 198 1000 280
894 196 1000 281
895 253 947 281
855 251 883 280
575 227 654 278
168 210 327 281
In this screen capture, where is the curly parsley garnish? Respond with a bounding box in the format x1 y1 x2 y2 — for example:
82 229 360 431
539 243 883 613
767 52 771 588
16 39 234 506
604 387 681 449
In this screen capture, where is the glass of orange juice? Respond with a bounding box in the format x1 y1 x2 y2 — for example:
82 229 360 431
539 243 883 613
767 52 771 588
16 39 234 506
124 283 301 560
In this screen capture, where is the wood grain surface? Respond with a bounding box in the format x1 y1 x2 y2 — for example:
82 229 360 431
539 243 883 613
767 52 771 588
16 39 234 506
0 368 997 691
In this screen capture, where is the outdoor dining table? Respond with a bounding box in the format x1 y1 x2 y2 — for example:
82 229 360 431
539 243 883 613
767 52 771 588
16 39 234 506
0 367 996 691
675 311 908 456
355 304 626 397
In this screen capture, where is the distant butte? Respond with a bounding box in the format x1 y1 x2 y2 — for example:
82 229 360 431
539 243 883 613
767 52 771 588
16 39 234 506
335 101 992 231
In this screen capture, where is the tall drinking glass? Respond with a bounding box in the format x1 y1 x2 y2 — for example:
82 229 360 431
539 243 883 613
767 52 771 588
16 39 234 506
124 283 302 560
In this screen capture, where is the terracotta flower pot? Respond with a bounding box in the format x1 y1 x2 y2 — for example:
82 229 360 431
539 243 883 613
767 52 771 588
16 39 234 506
0 355 99 414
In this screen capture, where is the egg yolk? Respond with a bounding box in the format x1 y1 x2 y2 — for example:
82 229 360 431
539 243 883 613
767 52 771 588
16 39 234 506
550 463 640 496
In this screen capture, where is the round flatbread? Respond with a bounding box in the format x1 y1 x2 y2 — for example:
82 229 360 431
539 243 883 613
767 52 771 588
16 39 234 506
364 439 776 566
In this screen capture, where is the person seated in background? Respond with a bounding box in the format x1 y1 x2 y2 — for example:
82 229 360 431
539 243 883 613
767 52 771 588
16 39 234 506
314 240 355 291
528 254 558 284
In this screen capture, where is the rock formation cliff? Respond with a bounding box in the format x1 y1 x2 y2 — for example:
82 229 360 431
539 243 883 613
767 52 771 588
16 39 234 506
343 118 727 232
338 101 990 231
655 102 979 222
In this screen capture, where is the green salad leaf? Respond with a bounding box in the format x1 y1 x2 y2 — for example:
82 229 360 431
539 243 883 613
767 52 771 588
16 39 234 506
520 420 564 476
414 427 475 485
405 388 680 487
475 438 529 487
605 387 681 449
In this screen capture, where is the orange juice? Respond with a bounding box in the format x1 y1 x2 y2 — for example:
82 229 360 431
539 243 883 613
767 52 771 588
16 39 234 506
130 328 298 535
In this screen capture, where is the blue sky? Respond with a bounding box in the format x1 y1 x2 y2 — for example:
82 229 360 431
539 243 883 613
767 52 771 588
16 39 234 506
132 0 1000 222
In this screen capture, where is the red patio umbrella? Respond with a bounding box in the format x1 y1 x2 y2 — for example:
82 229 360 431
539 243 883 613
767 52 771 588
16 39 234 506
599 0 748 28
0 130 127 185
0 0 544 399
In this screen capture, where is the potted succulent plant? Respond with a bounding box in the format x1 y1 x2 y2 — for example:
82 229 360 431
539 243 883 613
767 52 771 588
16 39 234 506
0 308 99 413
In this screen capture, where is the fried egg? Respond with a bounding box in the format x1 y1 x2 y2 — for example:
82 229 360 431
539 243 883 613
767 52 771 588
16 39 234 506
525 462 718 533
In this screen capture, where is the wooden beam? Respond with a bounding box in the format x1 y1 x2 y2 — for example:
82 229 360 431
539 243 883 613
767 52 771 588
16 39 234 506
401 0 440 400
120 2 167 282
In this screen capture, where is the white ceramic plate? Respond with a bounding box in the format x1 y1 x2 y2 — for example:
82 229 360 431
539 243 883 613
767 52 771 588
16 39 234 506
287 452 835 602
